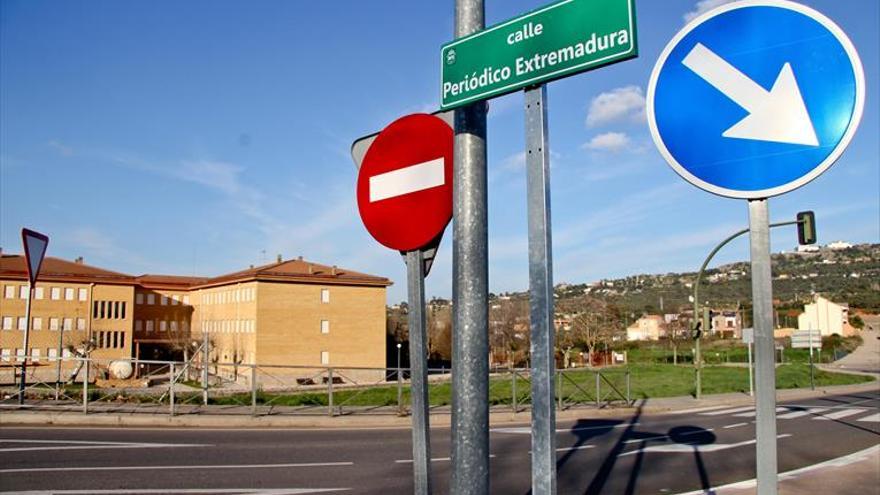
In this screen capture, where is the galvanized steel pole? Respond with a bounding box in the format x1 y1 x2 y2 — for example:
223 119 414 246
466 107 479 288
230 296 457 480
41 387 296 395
18 282 33 404
524 83 557 495
407 249 433 495
524 84 558 492
452 0 489 493
748 199 777 495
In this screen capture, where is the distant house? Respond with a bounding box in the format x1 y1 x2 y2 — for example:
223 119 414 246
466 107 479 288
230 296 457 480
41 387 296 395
797 296 856 337
712 311 742 339
827 241 853 250
626 315 667 341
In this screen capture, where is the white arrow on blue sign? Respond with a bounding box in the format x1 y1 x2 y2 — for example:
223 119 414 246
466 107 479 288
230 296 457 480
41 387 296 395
647 0 865 199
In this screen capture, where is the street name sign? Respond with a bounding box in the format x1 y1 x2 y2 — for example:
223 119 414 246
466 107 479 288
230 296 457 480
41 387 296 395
22 228 49 285
791 328 821 349
647 0 865 199
440 0 637 110
356 114 453 253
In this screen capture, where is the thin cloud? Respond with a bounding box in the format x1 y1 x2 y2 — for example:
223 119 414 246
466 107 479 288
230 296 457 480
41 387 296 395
586 85 646 128
48 140 74 157
583 132 631 153
683 0 735 24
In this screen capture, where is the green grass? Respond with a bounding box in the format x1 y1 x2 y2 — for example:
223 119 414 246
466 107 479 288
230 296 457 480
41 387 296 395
202 363 873 407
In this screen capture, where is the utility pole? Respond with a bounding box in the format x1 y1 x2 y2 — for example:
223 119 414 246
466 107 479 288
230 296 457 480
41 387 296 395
451 0 489 493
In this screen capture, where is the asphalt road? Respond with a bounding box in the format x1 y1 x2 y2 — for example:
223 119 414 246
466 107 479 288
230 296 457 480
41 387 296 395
1 390 878 494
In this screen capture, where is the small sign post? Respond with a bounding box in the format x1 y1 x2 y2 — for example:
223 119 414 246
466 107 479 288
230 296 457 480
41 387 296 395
19 228 49 405
648 2 864 493
742 328 754 396
352 112 454 495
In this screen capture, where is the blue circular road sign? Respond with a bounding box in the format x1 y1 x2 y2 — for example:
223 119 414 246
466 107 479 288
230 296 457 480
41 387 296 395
647 0 865 199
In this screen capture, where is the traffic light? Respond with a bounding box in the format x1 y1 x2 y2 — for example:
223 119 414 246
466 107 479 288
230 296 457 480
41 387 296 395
797 211 816 245
691 320 702 340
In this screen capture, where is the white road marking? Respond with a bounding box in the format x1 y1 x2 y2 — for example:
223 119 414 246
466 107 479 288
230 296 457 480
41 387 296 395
664 405 729 415
0 462 353 474
395 455 495 464
3 490 348 495
369 157 445 202
555 445 595 452
672 444 880 495
722 422 749 429
857 413 880 422
732 406 786 418
492 423 638 435
0 438 209 453
699 406 755 416
777 407 829 419
619 434 791 456
813 408 866 420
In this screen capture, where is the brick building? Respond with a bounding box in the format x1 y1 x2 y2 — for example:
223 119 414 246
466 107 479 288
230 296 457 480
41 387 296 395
1 254 390 384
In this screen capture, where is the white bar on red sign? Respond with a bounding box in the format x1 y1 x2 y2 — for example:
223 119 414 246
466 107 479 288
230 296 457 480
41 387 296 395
369 157 445 202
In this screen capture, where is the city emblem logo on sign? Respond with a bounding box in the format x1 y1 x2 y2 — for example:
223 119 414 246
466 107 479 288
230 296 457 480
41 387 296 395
647 0 865 199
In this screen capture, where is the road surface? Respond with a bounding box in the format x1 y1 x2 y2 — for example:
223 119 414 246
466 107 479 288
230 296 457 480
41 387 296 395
1 390 878 494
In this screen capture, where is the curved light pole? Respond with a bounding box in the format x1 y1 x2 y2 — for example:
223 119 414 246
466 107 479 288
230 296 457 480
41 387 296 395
691 218 801 399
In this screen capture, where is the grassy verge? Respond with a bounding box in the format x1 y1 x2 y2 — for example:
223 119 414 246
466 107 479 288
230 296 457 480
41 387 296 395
204 363 873 407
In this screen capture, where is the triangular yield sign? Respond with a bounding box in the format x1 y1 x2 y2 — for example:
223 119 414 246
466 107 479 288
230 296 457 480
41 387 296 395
21 228 49 286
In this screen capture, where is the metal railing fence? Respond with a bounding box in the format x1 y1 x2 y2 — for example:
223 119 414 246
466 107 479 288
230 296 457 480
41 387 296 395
1 356 632 417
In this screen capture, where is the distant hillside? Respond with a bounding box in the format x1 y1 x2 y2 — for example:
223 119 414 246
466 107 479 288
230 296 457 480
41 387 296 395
551 243 879 315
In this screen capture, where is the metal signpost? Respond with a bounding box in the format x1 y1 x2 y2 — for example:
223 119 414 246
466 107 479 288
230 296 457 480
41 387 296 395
742 328 754 397
648 2 864 493
19 228 49 405
442 1 637 493
791 328 821 390
352 112 455 495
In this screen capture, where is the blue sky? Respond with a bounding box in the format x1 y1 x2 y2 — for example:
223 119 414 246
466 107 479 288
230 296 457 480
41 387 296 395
1 0 877 304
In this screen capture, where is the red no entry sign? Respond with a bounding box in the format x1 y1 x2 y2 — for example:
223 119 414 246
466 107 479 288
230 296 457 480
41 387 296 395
357 114 453 252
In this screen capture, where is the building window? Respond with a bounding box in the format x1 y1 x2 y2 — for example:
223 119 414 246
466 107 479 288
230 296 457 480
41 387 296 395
321 288 330 303
17 317 27 331
64 288 75 301
119 332 125 348
172 295 179 305
48 348 58 359
49 318 59 331
170 321 178 333
1 349 10 362
16 349 26 362
2 316 14 330
78 288 88 301
62 348 72 358
146 293 155 305
34 287 44 300
77 318 86 331
4 286 14 299
183 295 190 305
321 351 330 365
31 348 41 362
321 320 330 334
161 295 168 306
146 320 154 333
135 320 143 332
160 321 167 332
33 317 42 330
19 285 29 299
63 318 73 331
136 293 144 305
51 287 61 300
